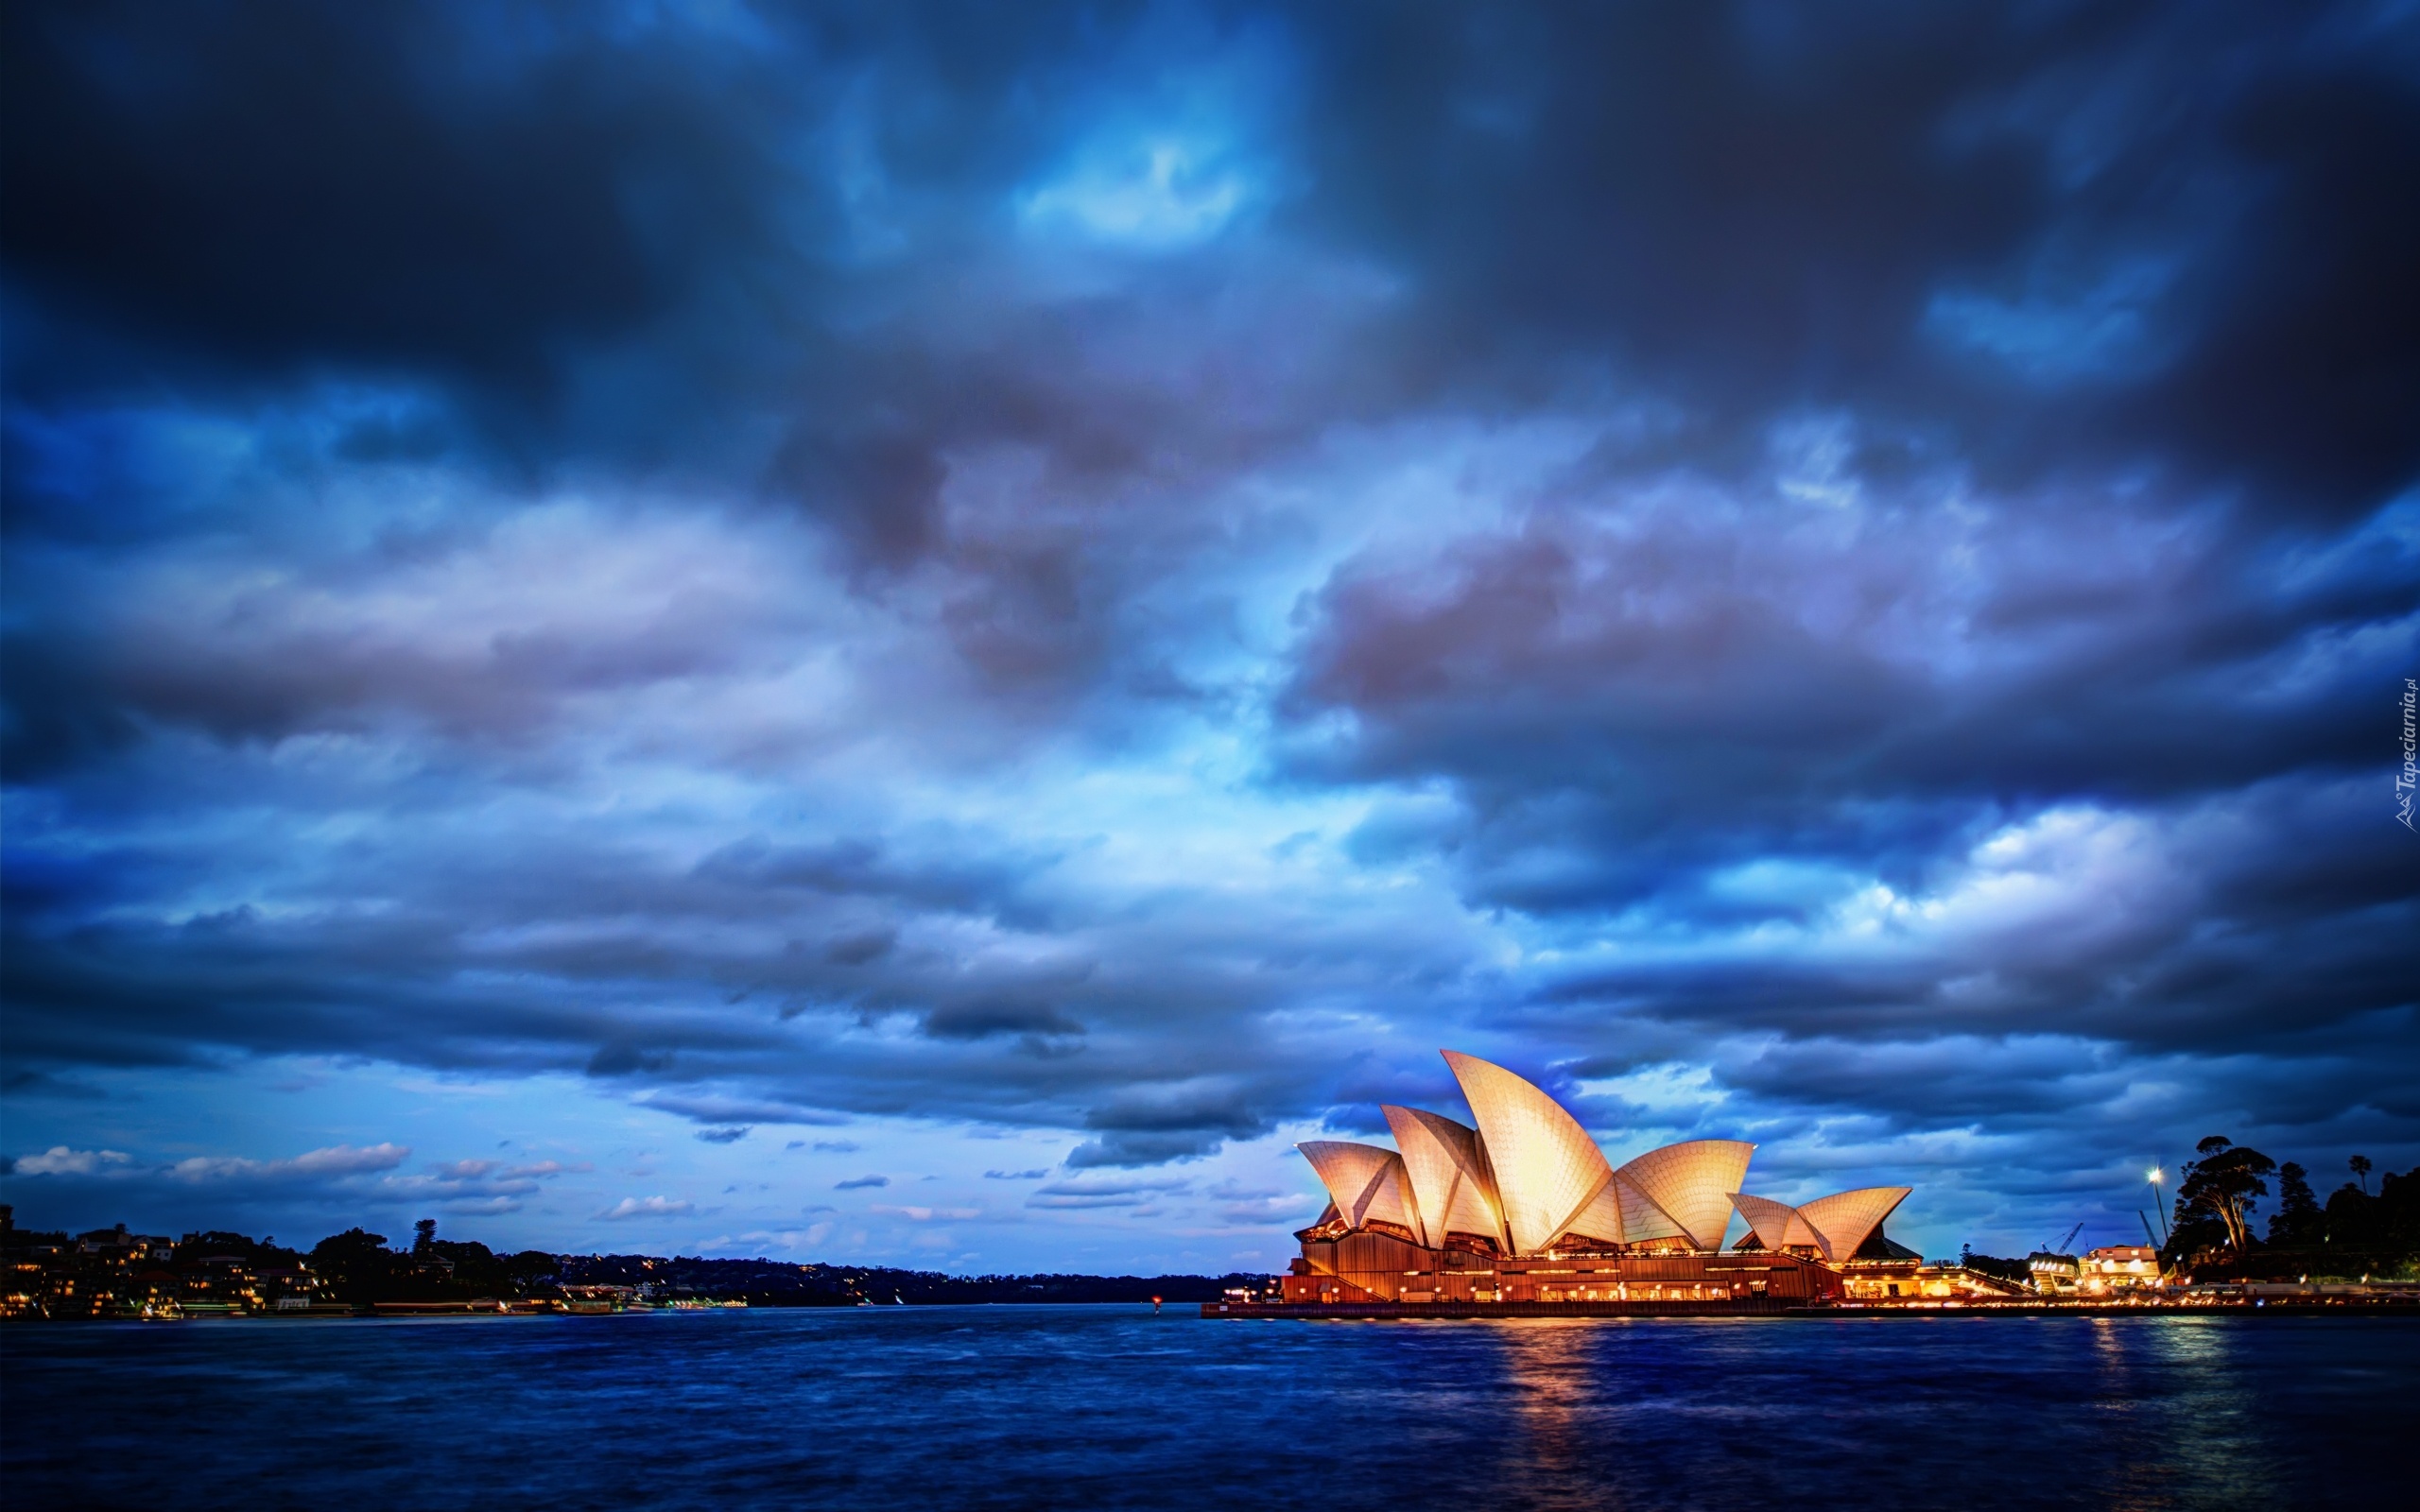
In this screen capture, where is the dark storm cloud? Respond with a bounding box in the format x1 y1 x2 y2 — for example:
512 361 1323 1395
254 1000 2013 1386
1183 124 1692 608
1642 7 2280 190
693 838 1051 926
1281 476 2411 849
1283 0 2420 521
1705 1030 2420 1134
1280 485 2417 1059
3 567 771 780
4 0 2416 1227
0 0 779 401
10 1 2414 521
0 0 1333 573
0 756 1477 1157
1065 1079 1276 1168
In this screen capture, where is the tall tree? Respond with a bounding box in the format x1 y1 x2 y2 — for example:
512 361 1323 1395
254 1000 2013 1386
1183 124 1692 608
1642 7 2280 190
2267 1162 2324 1246
2349 1155 2373 1195
2175 1136 2275 1256
2325 1183 2375 1246
309 1228 404 1302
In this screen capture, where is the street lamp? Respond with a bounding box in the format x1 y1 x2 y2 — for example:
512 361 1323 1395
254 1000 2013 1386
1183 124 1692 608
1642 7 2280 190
2145 1165 2170 1248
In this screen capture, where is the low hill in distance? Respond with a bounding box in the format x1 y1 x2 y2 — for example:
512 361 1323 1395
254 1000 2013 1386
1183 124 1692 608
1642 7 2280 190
557 1252 1263 1306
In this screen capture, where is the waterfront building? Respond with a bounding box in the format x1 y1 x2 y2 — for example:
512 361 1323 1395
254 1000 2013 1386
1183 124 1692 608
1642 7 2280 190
1278 1051 1917 1313
1837 1260 2033 1301
2027 1251 2082 1295
2078 1245 2162 1294
0 1209 343 1319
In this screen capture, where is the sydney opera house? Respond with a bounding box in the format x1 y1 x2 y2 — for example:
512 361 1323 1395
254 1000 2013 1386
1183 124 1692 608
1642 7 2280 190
1260 1051 1913 1314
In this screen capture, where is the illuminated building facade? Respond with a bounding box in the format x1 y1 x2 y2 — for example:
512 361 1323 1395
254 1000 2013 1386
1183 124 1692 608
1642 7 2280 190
2077 1245 2162 1294
1267 1051 1917 1314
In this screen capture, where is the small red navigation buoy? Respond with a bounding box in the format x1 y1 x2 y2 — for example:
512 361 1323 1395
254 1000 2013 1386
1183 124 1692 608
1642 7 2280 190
1151 1295 1163 1314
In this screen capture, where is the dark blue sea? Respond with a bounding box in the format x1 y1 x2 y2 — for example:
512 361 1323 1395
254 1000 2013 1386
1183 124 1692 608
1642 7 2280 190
4 1307 2411 1510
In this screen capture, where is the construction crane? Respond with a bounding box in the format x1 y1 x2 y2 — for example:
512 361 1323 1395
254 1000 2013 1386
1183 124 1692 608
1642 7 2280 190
2042 1221 2084 1256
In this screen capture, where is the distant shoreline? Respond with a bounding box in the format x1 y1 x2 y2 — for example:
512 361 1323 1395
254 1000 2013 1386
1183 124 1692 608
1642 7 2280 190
1208 1293 2420 1320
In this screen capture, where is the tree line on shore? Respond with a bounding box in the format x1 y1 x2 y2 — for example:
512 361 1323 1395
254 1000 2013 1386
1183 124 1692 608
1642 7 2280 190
1959 1143 2416 1285
2157 1141 2414 1277
1 1208 1264 1316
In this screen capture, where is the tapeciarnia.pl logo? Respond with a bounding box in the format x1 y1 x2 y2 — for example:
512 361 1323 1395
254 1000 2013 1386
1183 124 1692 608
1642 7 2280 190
2399 677 2417 832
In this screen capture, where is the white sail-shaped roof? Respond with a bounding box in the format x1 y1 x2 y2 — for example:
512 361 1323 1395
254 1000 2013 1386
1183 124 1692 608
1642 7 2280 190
1296 1141 1415 1232
1797 1186 1911 1261
1559 1179 1627 1247
1442 1051 1614 1256
1303 1050 1903 1261
1382 1105 1502 1249
1728 1192 1820 1253
1613 1173 1687 1246
1613 1140 1754 1252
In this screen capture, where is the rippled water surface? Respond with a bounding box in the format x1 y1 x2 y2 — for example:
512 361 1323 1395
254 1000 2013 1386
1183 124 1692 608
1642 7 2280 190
5 1307 2411 1509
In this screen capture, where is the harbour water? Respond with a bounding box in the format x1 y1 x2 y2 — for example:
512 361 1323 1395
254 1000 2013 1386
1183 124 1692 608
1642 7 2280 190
5 1307 2411 1509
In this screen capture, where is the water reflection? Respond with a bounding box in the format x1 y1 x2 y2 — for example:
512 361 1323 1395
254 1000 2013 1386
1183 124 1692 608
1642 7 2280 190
1495 1320 1615 1511
1442 1314 2386 1512
2134 1318 2281 1508
2085 1316 2189 1511
5 1309 2409 1510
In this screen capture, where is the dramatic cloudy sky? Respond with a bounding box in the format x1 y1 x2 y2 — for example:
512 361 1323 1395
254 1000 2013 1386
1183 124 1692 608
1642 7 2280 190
5 0 2415 1272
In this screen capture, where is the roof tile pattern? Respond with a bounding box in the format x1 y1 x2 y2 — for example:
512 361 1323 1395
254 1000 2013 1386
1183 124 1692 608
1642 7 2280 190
1382 1105 1502 1249
1442 1051 1614 1256
1728 1192 1819 1252
1797 1187 1912 1261
1615 1174 1686 1246
1613 1140 1755 1251
1296 1142 1414 1231
1560 1178 1627 1247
